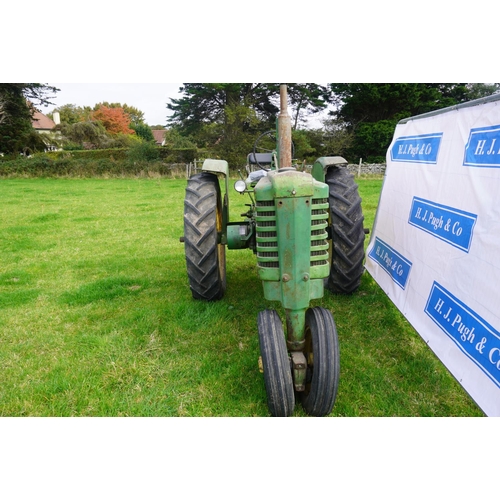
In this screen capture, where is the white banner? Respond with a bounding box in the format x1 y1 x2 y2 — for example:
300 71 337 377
365 94 500 416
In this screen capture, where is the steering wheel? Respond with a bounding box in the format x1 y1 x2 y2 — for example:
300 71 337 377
252 130 295 170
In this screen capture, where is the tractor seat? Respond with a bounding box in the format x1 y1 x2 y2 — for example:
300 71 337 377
247 152 273 165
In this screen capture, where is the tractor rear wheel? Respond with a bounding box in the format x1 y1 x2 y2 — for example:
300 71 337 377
257 309 295 417
326 166 365 294
300 307 340 417
183 172 226 301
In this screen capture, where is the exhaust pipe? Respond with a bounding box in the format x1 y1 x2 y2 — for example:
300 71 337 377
278 84 292 169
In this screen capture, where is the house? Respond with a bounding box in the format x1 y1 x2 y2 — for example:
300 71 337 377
152 129 166 146
31 110 61 151
32 110 59 133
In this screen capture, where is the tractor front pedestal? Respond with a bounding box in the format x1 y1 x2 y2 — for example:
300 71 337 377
257 303 340 418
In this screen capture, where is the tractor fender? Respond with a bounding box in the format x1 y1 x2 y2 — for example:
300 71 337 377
202 159 229 178
311 156 348 183
201 158 229 204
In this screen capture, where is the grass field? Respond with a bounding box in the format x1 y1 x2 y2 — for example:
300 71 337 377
0 176 484 416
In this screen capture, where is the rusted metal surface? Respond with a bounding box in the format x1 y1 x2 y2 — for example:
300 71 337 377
278 84 292 169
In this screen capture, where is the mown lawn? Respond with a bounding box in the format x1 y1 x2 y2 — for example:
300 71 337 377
0 176 483 416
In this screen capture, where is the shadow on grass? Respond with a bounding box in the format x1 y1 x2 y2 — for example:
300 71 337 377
60 277 150 306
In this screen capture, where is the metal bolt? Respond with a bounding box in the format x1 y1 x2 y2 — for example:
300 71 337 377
282 274 291 282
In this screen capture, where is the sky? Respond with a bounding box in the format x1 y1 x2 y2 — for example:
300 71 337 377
42 83 184 127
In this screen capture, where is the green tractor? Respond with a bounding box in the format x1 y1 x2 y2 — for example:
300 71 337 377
181 84 366 416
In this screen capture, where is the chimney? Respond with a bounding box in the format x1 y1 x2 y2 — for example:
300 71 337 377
53 111 60 125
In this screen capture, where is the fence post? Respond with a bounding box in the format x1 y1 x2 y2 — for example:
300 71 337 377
358 158 362 177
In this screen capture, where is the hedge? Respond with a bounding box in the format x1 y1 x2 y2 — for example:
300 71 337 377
0 157 196 178
0 146 204 177
38 147 199 163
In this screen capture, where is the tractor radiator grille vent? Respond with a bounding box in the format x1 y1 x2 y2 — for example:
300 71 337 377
310 198 329 267
255 197 329 271
255 200 279 268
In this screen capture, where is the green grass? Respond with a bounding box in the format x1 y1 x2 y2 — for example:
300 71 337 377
0 176 483 416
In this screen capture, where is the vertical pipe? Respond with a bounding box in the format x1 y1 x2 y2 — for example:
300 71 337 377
278 84 292 169
285 309 306 351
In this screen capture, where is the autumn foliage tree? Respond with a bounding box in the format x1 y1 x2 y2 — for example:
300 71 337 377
92 105 135 135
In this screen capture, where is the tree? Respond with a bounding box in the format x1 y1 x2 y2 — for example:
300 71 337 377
319 118 355 157
163 127 197 149
464 83 500 100
131 122 155 142
93 102 145 125
50 103 92 124
327 83 500 162
286 84 330 129
0 83 58 154
167 84 271 134
0 96 8 126
59 120 111 149
92 105 135 135
167 83 329 133
166 83 331 166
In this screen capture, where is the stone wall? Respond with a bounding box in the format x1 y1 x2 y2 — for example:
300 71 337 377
346 163 386 175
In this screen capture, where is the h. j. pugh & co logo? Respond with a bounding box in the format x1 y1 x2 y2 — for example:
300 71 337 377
464 125 500 168
390 133 443 164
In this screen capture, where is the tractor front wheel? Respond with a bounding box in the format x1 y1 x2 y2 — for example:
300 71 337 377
257 309 295 417
326 166 365 294
183 172 226 301
300 307 340 417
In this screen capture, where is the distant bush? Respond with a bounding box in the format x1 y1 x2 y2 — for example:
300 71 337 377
0 150 205 178
0 155 123 177
127 142 160 163
37 146 198 163
158 147 198 163
0 143 217 177
43 149 129 161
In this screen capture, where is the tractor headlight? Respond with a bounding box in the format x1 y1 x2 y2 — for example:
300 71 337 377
234 180 246 193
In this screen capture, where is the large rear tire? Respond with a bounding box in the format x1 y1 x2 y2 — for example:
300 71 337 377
300 307 340 417
326 166 365 294
257 310 295 417
183 172 226 301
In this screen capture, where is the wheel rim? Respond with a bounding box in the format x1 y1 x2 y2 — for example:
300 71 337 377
215 187 226 290
300 307 340 416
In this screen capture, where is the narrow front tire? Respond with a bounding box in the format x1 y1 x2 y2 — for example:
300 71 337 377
257 309 295 417
300 307 340 417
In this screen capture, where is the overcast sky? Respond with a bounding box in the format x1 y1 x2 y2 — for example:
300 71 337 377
42 83 184 127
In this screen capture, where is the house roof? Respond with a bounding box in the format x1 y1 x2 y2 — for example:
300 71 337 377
152 129 166 145
32 110 56 130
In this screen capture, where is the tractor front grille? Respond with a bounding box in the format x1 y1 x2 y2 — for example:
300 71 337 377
255 197 329 273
